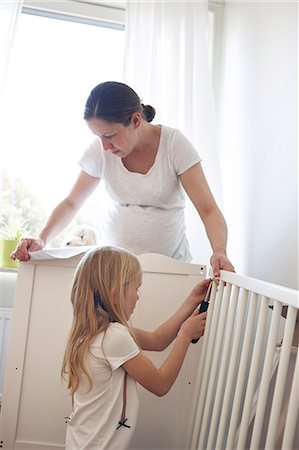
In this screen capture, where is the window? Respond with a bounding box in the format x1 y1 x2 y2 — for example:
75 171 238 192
1 2 220 252
0 6 124 244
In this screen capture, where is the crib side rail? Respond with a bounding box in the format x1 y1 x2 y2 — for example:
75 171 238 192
220 270 298 308
188 271 299 450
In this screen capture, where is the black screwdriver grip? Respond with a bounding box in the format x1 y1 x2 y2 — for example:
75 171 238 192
191 300 209 344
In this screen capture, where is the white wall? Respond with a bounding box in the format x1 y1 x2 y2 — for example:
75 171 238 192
219 0 298 289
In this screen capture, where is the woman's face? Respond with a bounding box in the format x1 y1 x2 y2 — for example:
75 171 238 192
87 116 139 158
123 272 142 320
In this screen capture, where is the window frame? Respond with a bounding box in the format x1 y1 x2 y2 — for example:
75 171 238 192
22 0 126 29
22 1 224 113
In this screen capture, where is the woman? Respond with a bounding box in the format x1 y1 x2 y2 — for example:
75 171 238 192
11 81 234 276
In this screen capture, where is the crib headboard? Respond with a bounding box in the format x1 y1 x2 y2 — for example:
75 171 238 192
0 249 207 450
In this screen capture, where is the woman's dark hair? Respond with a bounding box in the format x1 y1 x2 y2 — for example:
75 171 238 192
84 81 155 125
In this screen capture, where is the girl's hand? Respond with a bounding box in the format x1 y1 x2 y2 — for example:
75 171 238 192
186 278 212 310
10 237 44 262
178 309 207 343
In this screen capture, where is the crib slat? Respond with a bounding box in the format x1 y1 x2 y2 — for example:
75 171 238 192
206 284 239 450
190 282 218 450
215 288 249 449
265 306 298 449
198 283 232 450
281 348 299 449
236 296 270 449
187 283 217 449
226 291 258 449
249 300 282 449
194 282 224 449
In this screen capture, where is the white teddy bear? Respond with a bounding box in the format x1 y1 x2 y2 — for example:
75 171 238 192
62 225 99 247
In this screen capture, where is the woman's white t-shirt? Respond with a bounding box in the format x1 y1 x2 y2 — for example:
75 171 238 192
79 125 201 261
65 323 140 450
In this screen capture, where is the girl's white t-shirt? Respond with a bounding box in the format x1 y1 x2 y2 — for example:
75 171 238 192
65 323 140 450
79 125 201 261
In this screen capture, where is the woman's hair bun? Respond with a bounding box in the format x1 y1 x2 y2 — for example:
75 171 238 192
141 104 156 123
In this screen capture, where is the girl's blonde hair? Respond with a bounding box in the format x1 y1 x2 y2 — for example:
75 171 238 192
61 246 141 394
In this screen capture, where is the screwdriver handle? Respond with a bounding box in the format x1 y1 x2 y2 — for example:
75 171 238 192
191 300 209 344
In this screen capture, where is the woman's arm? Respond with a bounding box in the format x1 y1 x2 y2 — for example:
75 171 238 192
124 310 207 396
11 170 100 261
38 170 100 245
179 163 235 276
133 278 211 351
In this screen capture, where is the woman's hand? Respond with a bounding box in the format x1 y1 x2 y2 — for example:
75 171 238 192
210 251 235 278
178 309 208 343
10 237 44 262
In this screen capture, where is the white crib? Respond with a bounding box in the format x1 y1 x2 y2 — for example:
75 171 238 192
187 271 298 450
0 249 298 450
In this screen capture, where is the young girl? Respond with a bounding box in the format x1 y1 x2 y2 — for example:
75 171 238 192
62 246 209 450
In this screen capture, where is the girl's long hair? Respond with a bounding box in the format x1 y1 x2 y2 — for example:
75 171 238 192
61 246 141 394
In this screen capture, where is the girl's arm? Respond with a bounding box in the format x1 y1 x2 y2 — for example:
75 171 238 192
124 310 207 397
11 170 100 261
179 163 235 277
133 278 211 351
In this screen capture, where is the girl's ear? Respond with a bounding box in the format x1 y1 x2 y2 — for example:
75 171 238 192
111 287 118 306
131 112 141 128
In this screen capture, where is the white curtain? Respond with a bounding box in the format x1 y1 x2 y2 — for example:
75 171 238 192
123 0 222 263
0 0 23 102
